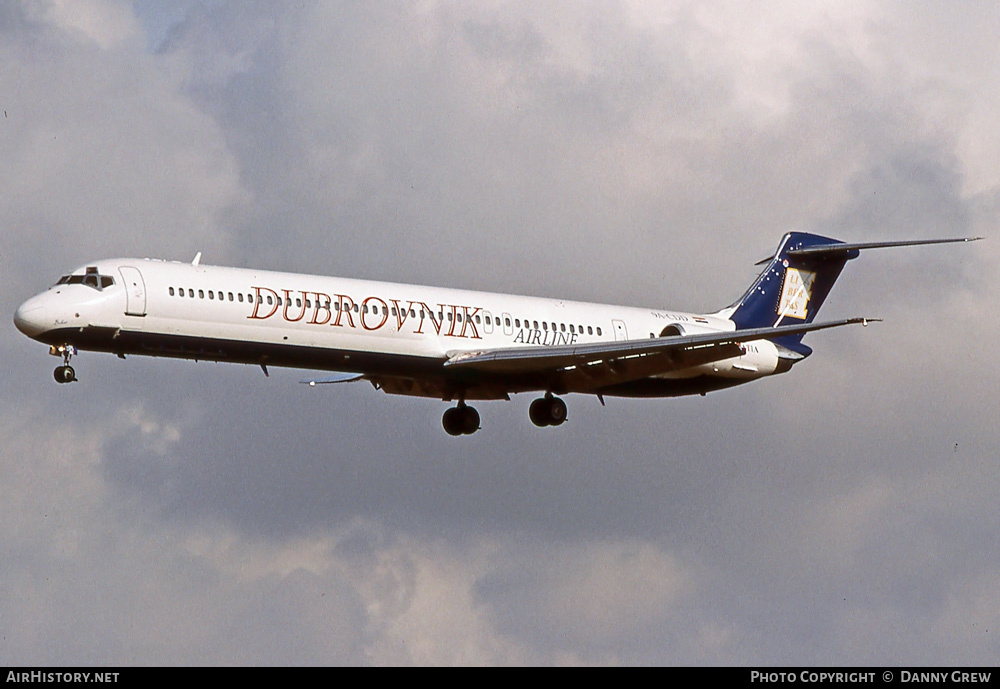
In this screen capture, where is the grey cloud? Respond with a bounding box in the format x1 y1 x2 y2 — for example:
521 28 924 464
3 0 999 665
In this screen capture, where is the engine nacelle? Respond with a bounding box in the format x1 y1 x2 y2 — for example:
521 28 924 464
660 323 781 379
659 322 719 338
709 338 781 378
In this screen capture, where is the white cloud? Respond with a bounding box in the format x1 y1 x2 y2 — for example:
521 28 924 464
41 0 142 50
0 1 247 281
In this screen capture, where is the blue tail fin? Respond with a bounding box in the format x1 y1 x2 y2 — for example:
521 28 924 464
726 232 859 355
720 232 979 355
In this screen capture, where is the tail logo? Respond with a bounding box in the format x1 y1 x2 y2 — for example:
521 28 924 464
778 268 816 319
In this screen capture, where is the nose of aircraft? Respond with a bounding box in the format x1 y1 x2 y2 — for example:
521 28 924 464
13 295 49 339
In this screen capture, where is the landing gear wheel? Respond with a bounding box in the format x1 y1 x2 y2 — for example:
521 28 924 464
529 398 549 427
54 365 76 384
51 345 78 384
460 406 480 434
442 407 463 436
547 397 567 426
529 396 567 427
442 404 480 436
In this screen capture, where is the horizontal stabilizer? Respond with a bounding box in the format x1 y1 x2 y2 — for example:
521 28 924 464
753 236 981 265
786 236 981 258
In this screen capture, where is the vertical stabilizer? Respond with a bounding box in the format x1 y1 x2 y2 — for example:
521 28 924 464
725 232 858 355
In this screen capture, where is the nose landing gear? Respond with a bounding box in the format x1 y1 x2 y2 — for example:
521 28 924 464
49 345 78 384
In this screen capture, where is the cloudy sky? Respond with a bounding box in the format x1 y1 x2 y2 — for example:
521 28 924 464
2 0 998 665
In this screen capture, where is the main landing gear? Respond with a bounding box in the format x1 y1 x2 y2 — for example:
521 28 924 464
50 345 77 384
529 395 567 428
441 395 568 435
442 402 480 436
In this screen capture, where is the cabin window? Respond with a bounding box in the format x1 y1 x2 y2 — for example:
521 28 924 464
542 322 548 331
238 293 244 303
266 295 273 305
447 313 453 321
353 304 359 313
457 313 463 322
587 326 593 335
475 315 481 324
560 323 566 332
169 287 175 296
199 290 205 299
229 293 234 301
596 327 602 336
208 291 214 300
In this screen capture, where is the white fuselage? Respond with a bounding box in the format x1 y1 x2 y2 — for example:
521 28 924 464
14 258 782 400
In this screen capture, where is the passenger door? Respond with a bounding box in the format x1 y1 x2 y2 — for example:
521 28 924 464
612 319 628 341
119 266 147 317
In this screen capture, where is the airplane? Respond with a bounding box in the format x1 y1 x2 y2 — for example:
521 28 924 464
14 232 978 435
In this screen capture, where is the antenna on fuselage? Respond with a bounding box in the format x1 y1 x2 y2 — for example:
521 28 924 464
192 252 202 266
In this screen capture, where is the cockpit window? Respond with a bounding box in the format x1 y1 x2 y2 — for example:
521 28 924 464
54 267 115 291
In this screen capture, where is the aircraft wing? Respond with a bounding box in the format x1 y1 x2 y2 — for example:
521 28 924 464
444 317 876 385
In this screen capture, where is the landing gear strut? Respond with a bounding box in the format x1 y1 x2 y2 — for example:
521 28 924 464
50 345 77 384
442 402 480 436
529 395 567 428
